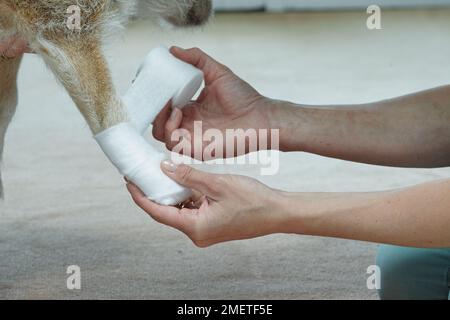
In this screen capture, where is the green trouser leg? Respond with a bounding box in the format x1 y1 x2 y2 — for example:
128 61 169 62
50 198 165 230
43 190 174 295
376 245 450 300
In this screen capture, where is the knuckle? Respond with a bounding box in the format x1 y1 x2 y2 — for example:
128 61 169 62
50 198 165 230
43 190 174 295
192 240 209 249
220 64 231 74
216 66 232 80
188 225 207 248
190 47 202 55
190 233 209 248
165 141 174 151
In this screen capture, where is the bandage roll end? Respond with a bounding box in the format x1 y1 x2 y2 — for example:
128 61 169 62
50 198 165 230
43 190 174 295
125 46 204 135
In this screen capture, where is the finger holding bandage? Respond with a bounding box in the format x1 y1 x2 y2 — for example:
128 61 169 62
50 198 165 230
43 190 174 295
95 46 204 206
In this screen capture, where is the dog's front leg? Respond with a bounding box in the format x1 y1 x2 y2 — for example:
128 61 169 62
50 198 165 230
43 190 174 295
0 55 22 198
36 37 191 205
36 37 127 134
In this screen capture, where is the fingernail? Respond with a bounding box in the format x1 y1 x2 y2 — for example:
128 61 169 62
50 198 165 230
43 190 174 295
170 108 179 120
161 160 178 173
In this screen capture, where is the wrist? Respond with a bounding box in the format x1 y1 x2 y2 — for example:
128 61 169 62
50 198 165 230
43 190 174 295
264 99 309 152
267 190 311 235
275 191 385 240
273 191 333 236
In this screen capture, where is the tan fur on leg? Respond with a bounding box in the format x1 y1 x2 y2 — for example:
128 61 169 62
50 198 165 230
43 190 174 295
0 56 22 198
37 37 128 133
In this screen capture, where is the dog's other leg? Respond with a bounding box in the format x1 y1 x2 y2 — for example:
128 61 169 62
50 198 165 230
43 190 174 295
35 37 128 134
0 55 22 198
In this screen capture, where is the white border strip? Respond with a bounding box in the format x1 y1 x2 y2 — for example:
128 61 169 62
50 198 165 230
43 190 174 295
214 0 450 11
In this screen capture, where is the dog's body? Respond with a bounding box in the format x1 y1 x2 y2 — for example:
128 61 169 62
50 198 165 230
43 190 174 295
0 0 211 197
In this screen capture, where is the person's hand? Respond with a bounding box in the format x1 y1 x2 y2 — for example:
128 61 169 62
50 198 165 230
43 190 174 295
153 47 276 160
126 161 286 247
0 36 32 59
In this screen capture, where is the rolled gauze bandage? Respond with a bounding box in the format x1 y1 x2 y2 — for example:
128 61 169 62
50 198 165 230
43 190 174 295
95 123 192 206
94 46 203 205
123 46 204 134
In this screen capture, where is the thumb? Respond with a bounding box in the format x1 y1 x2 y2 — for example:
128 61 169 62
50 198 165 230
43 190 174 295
161 161 219 197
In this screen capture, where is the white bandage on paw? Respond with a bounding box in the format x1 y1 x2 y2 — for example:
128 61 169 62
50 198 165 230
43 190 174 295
95 46 203 205
95 123 192 206
123 46 204 135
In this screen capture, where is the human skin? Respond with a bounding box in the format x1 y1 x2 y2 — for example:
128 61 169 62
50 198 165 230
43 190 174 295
0 36 32 58
128 46 450 249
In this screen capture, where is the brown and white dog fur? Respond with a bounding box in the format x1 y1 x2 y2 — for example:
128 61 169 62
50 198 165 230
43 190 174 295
0 0 212 197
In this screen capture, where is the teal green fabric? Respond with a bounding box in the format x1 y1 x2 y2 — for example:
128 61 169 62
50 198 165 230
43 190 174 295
376 245 450 300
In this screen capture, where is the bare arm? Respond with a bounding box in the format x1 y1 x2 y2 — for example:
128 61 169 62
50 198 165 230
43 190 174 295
280 179 450 248
271 86 450 168
128 163 450 248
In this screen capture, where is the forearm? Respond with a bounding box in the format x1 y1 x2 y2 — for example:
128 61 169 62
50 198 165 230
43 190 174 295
275 179 450 248
268 85 450 168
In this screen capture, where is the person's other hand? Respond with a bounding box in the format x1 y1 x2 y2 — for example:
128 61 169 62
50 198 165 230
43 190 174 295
152 47 276 160
126 161 285 247
0 36 33 59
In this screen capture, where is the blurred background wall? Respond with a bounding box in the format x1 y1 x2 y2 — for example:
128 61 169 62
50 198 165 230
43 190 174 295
214 0 450 11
